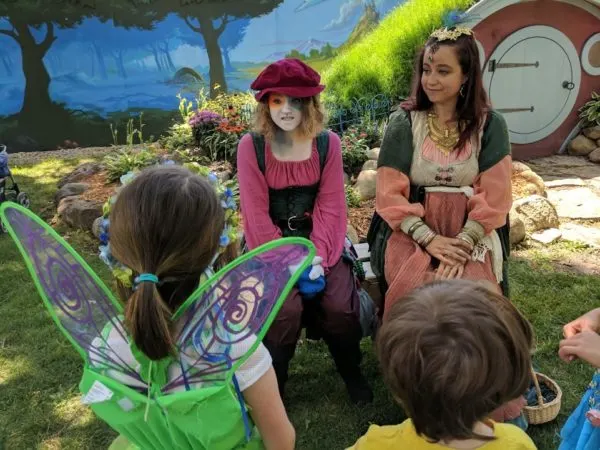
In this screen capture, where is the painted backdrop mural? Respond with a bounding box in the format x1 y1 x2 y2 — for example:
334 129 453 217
0 0 402 152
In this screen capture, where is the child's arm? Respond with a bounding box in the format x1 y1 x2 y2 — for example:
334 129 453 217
559 330 600 367
243 367 295 450
563 308 600 338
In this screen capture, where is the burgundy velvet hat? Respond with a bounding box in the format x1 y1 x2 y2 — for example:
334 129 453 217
251 58 325 102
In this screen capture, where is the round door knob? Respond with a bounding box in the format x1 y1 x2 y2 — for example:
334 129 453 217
562 81 575 90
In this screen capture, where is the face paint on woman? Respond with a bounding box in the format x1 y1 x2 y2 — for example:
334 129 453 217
268 94 303 132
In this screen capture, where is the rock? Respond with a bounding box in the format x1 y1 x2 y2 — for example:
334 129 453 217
343 172 351 186
347 223 359 245
568 135 597 156
354 170 377 200
545 178 586 188
512 169 546 199
531 228 562 244
512 161 531 173
509 214 526 245
92 216 104 239
560 223 600 248
546 187 600 219
216 171 231 182
54 183 89 205
583 125 600 141
362 159 377 171
511 195 560 233
589 148 600 164
57 197 104 231
58 162 103 188
366 148 380 161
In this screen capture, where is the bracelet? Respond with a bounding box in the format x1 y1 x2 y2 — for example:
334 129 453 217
417 229 437 247
407 221 425 237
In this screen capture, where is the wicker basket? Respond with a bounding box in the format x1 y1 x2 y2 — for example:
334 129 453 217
523 368 562 425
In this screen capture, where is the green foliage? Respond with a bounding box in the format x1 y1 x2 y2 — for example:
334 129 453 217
109 113 149 146
322 0 474 106
579 91 600 127
103 147 160 183
345 185 362 208
160 123 195 152
196 86 255 117
341 126 370 176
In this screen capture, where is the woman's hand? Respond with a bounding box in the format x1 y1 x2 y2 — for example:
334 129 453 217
435 262 464 280
563 308 600 338
425 235 473 266
558 331 600 367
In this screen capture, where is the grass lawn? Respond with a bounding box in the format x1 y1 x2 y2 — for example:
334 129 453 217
1 158 599 450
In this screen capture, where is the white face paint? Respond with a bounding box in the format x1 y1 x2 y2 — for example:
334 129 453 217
268 93 303 132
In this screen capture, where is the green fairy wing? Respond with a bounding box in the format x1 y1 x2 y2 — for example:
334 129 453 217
0 202 142 383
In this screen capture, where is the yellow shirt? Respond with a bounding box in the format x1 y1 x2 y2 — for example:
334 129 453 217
346 420 537 450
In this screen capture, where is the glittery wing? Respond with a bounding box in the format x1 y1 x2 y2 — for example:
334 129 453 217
164 237 315 391
0 202 141 382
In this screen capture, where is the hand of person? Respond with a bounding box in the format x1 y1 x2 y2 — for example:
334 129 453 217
435 262 465 280
289 256 324 279
586 409 600 427
297 267 325 298
558 331 600 367
425 235 473 266
563 308 600 338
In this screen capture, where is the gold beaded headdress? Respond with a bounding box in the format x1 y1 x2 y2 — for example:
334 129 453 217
430 26 473 41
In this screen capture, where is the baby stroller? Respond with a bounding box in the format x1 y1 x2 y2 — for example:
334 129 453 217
0 144 30 233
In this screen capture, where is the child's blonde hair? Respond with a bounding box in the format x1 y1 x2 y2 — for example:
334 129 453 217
377 280 533 442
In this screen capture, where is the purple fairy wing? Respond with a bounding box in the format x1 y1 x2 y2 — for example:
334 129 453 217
164 238 314 391
0 202 141 382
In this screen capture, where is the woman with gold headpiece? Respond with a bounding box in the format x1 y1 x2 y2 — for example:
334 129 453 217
370 26 521 423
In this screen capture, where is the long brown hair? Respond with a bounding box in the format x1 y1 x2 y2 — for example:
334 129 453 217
110 165 224 360
377 280 533 443
401 31 490 149
252 94 325 142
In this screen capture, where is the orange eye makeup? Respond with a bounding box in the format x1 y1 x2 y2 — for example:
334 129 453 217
268 94 285 109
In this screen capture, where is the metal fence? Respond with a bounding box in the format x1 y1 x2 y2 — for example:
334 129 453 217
326 94 394 132
202 94 394 133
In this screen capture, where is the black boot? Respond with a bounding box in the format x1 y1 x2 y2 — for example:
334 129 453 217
264 343 296 399
326 339 373 405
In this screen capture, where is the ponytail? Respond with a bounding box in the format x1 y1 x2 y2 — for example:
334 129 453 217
125 282 174 360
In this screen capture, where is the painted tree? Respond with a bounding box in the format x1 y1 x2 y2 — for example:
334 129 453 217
219 18 250 73
154 0 284 97
0 1 156 123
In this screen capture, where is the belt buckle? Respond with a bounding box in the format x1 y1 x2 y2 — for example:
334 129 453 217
287 215 298 231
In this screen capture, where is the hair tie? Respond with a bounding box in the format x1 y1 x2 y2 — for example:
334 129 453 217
134 273 159 290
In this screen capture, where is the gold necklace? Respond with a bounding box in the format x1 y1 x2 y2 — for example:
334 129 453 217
427 111 460 155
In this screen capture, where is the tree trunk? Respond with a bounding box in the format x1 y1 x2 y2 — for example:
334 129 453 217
90 45 95 78
113 50 127 79
2 56 13 77
93 42 107 80
195 15 227 97
222 47 233 73
151 45 163 72
10 20 56 123
160 41 176 72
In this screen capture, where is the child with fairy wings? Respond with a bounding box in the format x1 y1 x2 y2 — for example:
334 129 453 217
237 58 373 404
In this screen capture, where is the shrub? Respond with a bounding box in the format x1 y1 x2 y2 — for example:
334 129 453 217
341 126 369 176
345 185 362 208
103 147 161 183
579 92 600 127
322 0 474 106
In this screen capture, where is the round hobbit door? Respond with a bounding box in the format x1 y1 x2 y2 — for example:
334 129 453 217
483 25 581 145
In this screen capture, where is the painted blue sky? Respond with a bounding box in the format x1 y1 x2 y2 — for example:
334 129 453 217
231 0 403 62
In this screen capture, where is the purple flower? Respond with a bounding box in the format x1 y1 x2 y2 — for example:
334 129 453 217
189 110 222 128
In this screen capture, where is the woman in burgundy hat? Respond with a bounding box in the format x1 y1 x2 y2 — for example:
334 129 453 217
237 58 373 404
